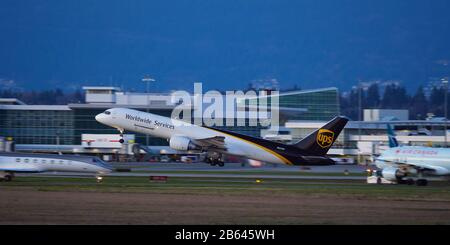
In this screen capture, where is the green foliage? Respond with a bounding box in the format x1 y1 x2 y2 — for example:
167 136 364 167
341 83 449 120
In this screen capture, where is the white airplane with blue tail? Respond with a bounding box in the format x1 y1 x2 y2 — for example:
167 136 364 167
373 124 450 186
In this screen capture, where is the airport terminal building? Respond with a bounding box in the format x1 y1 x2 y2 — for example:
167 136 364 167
3 86 450 163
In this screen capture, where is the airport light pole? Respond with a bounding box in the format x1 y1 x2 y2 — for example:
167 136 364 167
142 75 155 147
443 78 449 147
357 82 363 164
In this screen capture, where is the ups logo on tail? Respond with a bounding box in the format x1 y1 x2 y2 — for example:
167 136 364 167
316 129 335 148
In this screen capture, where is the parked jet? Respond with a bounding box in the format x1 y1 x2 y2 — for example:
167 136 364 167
0 152 113 181
95 108 348 166
373 124 450 186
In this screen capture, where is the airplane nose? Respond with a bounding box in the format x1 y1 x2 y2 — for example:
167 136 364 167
100 166 114 173
95 113 105 123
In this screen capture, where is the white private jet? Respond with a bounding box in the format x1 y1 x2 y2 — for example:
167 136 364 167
0 152 113 181
372 125 450 186
95 108 348 166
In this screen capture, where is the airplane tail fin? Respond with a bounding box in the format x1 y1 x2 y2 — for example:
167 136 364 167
387 124 399 148
291 116 349 156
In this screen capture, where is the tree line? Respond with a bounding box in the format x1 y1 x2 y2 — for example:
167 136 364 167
0 88 84 105
340 83 448 120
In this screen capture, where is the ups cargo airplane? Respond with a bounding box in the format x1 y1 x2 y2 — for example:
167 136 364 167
372 124 450 186
95 108 348 166
0 152 113 181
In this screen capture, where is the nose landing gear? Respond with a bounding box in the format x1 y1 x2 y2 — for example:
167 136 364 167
117 128 125 144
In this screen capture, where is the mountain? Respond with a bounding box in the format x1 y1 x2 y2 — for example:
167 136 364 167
1 0 450 92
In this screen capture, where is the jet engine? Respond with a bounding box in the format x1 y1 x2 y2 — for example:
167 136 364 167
169 136 200 151
381 167 406 181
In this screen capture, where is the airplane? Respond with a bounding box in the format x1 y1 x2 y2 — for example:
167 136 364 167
372 124 450 186
0 152 113 182
95 108 348 166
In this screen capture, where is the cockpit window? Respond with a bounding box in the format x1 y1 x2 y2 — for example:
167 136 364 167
91 157 111 169
93 158 104 164
104 111 111 115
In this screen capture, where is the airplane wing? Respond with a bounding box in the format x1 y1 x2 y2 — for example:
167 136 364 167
192 136 227 150
401 162 450 175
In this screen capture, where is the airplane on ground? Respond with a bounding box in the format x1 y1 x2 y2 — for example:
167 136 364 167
95 108 348 166
372 124 450 186
0 152 113 181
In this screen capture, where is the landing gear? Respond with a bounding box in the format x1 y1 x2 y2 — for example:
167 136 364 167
397 177 425 186
207 158 224 167
205 153 225 167
416 179 428 186
406 178 415 185
117 128 125 144
415 171 428 186
397 177 415 185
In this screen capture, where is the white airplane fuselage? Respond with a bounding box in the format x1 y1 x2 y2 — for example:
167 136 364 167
95 108 289 164
376 146 450 176
0 152 113 175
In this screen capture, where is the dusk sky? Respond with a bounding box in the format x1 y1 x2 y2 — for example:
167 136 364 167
1 0 450 92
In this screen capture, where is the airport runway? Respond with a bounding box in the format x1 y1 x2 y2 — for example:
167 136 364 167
18 162 369 180
111 161 368 172
22 171 366 180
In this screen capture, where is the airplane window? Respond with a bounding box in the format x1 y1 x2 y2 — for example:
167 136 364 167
50 160 55 164
33 159 38 163
42 160 46 163
104 111 111 115
16 158 20 162
59 160 64 164
24 159 29 163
